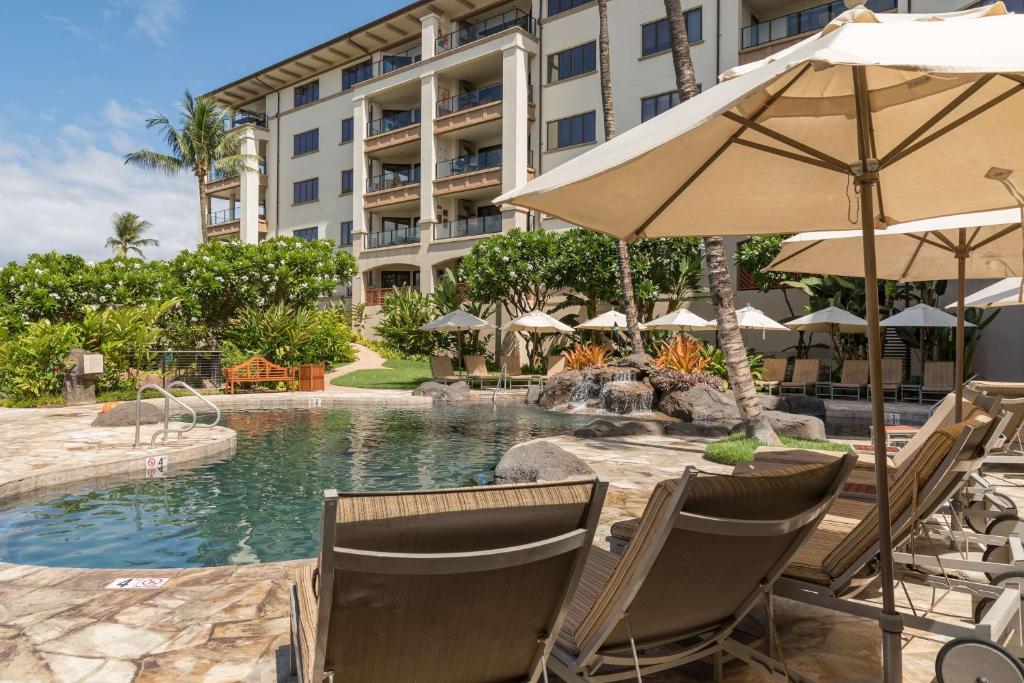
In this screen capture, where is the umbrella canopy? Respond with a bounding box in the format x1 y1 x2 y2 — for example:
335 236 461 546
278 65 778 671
420 309 489 332
951 277 1024 308
575 310 628 331
880 303 973 328
505 311 574 334
640 308 715 331
786 306 868 333
733 305 788 331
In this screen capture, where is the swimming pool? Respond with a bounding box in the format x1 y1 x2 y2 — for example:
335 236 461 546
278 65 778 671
0 405 591 569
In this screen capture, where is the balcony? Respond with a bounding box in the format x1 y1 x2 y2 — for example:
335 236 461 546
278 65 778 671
366 166 421 193
343 46 423 91
365 109 422 156
741 0 896 50
205 204 268 239
228 110 268 129
364 225 421 250
434 149 508 197
435 9 537 54
434 84 505 137
433 214 502 241
365 167 421 210
205 161 267 195
368 109 421 137
437 83 502 117
436 149 502 178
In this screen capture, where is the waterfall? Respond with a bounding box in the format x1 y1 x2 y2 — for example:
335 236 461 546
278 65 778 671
562 369 653 415
598 371 654 414
567 373 600 407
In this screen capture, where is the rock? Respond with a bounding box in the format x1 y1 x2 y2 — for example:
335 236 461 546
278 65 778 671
412 381 471 402
664 420 738 439
611 353 654 371
494 441 594 484
539 370 585 409
599 380 654 414
525 385 542 404
91 401 164 427
657 385 741 422
590 366 643 384
758 394 785 412
729 411 827 440
573 419 664 438
779 394 827 418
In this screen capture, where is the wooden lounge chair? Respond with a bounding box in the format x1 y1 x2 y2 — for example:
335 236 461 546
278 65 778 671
969 380 1024 400
756 357 787 395
981 396 1024 467
501 353 534 389
921 361 956 403
429 355 461 384
781 358 820 395
549 457 856 682
290 479 607 683
867 357 903 402
831 359 868 399
463 355 498 388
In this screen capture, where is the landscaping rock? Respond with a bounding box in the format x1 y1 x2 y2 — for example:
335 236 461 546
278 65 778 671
758 394 785 412
573 419 664 439
591 366 643 384
611 353 654 371
779 394 827 418
494 441 594 484
412 381 471 402
657 385 741 422
598 380 654 414
91 401 164 427
539 370 582 408
525 385 542 405
664 420 738 439
729 410 827 440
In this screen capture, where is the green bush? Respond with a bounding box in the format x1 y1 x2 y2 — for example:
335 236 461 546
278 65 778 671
375 287 435 358
80 301 176 393
224 303 356 368
0 320 83 401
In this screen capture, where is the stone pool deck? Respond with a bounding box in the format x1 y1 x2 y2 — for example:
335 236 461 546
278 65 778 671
1 390 1021 681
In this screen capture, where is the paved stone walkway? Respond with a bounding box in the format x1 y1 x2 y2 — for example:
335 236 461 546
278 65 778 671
323 344 385 385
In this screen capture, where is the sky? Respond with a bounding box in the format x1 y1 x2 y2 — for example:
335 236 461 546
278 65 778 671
0 0 411 265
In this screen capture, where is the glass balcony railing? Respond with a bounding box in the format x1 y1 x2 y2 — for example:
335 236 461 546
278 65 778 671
343 46 423 91
434 214 502 240
364 225 421 249
741 0 896 49
436 8 537 54
437 83 503 117
436 148 502 178
367 166 421 193
208 204 265 225
229 110 268 128
209 161 266 182
367 108 422 137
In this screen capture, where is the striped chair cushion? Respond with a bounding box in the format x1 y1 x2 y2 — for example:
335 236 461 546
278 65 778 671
785 498 872 584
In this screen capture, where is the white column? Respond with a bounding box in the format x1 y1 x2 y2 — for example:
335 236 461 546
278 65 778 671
238 126 260 244
500 44 530 231
419 73 438 245
421 13 442 60
351 96 369 304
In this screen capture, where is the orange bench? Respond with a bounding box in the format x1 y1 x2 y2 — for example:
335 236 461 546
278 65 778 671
224 355 297 394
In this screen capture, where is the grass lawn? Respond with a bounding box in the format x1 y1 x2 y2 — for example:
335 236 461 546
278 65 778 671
331 359 433 390
705 433 848 466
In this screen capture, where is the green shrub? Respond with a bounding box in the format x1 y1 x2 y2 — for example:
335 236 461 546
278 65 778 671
375 287 434 358
80 301 176 393
0 320 83 401
224 303 356 367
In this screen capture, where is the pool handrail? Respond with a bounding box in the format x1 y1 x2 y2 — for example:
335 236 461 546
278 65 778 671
134 383 198 448
167 380 221 429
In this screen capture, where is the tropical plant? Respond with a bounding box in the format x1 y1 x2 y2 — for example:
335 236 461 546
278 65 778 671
224 304 356 367
375 287 435 358
0 320 83 401
654 336 711 374
550 229 621 321
105 212 159 258
124 90 260 239
562 343 609 370
80 301 177 392
698 345 764 388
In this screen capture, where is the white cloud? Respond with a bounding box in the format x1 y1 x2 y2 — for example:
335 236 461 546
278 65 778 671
131 0 184 46
0 123 197 265
103 100 149 129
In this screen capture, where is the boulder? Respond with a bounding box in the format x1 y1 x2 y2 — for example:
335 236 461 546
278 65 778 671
730 410 827 440
598 380 654 414
590 366 643 384
494 441 594 484
539 370 586 409
412 381 471 402
758 394 785 412
573 419 664 439
664 420 738 439
91 401 164 427
525 385 542 405
779 394 827 418
657 385 742 422
611 353 655 371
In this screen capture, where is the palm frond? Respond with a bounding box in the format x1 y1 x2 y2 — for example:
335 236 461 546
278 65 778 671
123 150 184 176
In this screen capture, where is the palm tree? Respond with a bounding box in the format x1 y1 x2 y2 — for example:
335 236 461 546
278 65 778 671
123 90 258 242
105 211 159 258
662 0 780 443
597 0 644 354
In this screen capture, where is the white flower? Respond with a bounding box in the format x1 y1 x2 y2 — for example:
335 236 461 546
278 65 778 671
34 268 43 275
49 293 59 299
99 296 107 303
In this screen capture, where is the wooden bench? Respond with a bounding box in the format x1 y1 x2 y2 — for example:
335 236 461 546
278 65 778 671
224 355 297 394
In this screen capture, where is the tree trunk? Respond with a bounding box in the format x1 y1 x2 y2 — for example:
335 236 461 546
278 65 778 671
597 0 643 354
197 169 209 243
663 0 780 444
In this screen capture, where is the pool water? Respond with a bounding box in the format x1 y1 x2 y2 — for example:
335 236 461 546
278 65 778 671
0 405 590 569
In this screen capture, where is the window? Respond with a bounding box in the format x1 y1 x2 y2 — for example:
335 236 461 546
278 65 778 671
548 0 591 17
642 10 702 56
343 61 373 91
293 178 319 204
294 80 319 108
339 221 353 246
547 42 596 83
293 227 319 242
341 117 354 143
641 91 681 122
340 170 353 195
382 217 413 232
293 129 319 156
546 111 596 150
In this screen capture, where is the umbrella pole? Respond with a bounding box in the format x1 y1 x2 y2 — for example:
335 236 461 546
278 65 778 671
854 65 902 683
954 231 967 422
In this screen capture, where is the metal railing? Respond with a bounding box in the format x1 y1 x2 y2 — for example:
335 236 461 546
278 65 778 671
741 0 896 49
367 108 421 137
434 214 502 240
209 161 266 182
367 166 421 193
343 46 423 91
437 83 503 117
208 205 265 226
436 148 502 178
364 225 421 249
436 9 537 54
132 350 224 388
134 381 221 448
229 110 268 128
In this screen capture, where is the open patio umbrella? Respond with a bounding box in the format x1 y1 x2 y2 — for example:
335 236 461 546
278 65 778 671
640 308 715 331
767 208 1023 418
497 6 1024 679
734 304 788 335
420 309 489 372
505 310 575 334
951 276 1024 308
787 306 868 378
880 304 973 380
575 310 628 330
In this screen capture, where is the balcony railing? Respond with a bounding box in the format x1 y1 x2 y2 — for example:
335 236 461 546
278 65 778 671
365 287 394 306
436 149 502 178
229 110 268 128
343 46 423 91
741 0 896 49
367 108 422 137
434 214 502 240
208 204 265 225
437 83 503 117
367 166 421 193
364 225 421 249
436 9 537 54
209 161 266 182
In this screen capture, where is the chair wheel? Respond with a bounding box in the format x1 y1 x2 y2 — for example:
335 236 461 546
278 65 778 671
973 494 1021 532
936 637 1024 682
974 571 1024 624
987 513 1024 540
967 500 991 533
983 546 1014 583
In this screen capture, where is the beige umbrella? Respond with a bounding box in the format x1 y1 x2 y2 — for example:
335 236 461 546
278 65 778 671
505 311 575 334
640 308 715 331
575 310 628 330
497 6 1024 678
787 306 868 378
951 277 1024 308
420 309 490 372
880 304 973 378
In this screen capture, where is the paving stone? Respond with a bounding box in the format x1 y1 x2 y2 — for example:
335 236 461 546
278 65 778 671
37 623 174 660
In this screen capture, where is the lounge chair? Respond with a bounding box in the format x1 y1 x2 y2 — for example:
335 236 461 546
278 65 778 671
831 359 868 399
781 358 820 395
867 357 903 402
921 361 956 403
429 355 461 384
464 354 498 389
756 357 787 395
290 479 607 683
501 353 535 389
980 396 1024 467
969 380 1024 400
548 457 856 682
